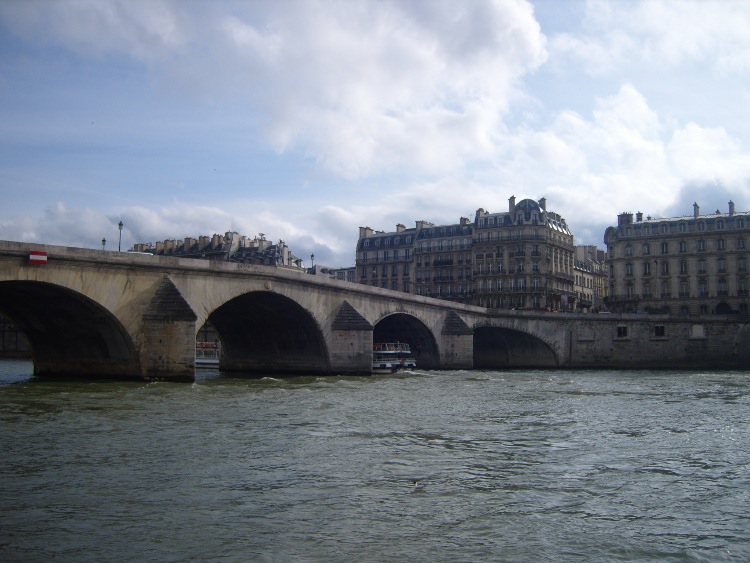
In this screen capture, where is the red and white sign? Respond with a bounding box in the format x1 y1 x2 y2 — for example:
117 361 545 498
29 250 48 265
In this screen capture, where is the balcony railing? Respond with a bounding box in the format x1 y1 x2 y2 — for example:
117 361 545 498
605 294 641 302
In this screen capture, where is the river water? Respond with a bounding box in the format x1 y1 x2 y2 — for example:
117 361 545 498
1 360 749 562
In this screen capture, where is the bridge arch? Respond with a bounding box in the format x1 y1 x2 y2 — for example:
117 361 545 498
0 280 140 378
207 290 329 375
473 325 558 368
373 312 438 369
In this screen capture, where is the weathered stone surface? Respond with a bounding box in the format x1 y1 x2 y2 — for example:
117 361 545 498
331 301 372 331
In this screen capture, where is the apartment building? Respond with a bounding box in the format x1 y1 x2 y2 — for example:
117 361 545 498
356 196 579 311
132 232 304 268
473 197 576 311
575 245 608 312
356 224 416 292
414 218 473 304
604 202 750 315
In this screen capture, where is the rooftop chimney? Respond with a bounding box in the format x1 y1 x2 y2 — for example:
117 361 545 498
396 223 406 233
617 212 633 226
538 197 546 211
693 202 700 219
729 200 735 216
636 212 643 222
509 195 516 214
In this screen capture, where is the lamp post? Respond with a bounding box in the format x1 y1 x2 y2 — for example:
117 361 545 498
101 238 106 251
118 220 123 252
310 253 315 273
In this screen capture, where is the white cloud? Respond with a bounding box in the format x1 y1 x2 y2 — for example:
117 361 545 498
668 123 750 190
550 0 750 75
1 0 548 180
1 0 750 264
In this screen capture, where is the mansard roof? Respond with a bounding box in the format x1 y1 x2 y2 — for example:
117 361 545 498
357 228 417 250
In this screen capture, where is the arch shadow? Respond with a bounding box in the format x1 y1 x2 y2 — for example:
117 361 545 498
374 313 438 369
474 326 558 369
208 291 329 376
0 281 140 378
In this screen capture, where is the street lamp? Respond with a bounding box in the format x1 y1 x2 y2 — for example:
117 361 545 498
101 238 106 250
310 253 315 273
118 220 123 252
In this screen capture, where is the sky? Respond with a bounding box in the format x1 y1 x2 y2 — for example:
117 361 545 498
1 0 749 267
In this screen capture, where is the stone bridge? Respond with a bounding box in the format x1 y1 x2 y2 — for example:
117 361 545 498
1 240 748 381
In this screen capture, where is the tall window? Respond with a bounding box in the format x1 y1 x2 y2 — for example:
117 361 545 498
739 278 748 296
718 278 728 296
698 279 708 298
679 280 689 297
661 242 669 254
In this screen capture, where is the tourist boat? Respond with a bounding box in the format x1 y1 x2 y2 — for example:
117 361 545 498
372 342 417 374
195 341 221 367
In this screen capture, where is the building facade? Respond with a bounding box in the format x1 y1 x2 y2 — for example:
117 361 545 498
414 218 473 304
604 202 750 315
472 197 576 311
355 196 581 311
574 245 608 312
132 232 304 268
356 224 416 293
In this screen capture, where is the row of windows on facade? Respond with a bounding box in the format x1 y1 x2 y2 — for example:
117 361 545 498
362 279 573 299
360 260 579 279
620 277 748 298
619 217 746 236
360 248 575 266
475 296 545 309
617 255 748 276
361 229 571 249
623 237 746 256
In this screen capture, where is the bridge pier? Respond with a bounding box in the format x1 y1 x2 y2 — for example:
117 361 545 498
329 301 373 374
438 311 474 370
140 277 197 382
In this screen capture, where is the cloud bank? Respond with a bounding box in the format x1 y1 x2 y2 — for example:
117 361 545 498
0 0 748 265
